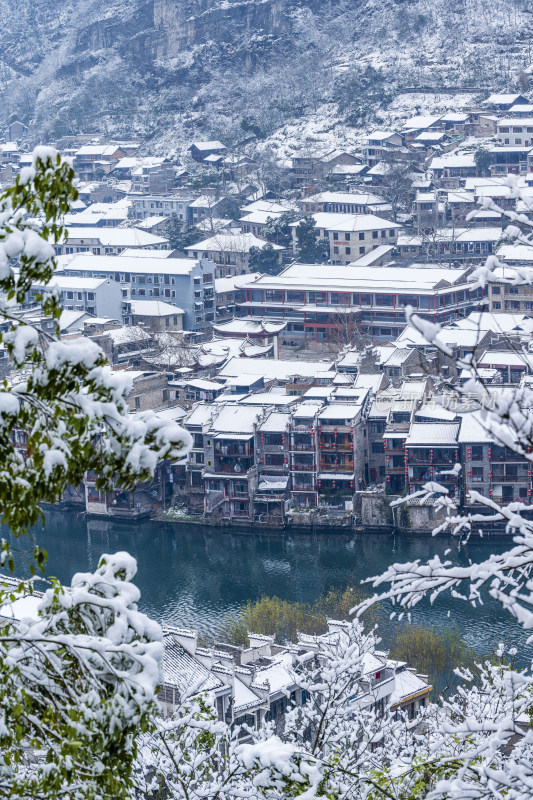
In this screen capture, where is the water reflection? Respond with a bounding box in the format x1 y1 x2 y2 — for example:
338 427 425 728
5 509 531 664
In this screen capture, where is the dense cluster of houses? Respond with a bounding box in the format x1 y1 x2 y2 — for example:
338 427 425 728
1 578 430 732
3 88 533 530
159 621 431 732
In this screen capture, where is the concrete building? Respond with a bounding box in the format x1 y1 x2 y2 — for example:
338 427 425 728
61 254 215 331
29 276 123 321
54 226 170 256
290 213 401 265
186 232 284 278
129 194 194 222
238 264 483 342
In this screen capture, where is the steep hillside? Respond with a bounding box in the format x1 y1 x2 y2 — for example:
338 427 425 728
1 0 532 152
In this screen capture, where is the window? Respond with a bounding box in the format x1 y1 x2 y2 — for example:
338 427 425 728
286 291 305 304
492 286 501 294
375 294 395 306
371 441 385 453
472 466 483 482
333 232 339 240
359 246 365 254
134 397 140 409
493 301 501 309
333 246 339 254
389 229 395 236
265 290 283 303
358 232 364 240
345 232 350 241
471 445 483 460
67 291 73 299
372 231 378 239
345 247 351 255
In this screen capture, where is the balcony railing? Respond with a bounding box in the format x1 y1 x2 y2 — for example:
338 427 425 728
213 463 253 474
259 444 288 453
320 464 353 472
290 444 315 451
491 475 531 483
292 463 316 471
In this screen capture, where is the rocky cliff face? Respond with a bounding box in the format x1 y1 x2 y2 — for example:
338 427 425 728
0 0 532 150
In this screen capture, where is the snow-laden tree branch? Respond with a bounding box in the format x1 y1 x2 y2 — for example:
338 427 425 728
0 148 191 560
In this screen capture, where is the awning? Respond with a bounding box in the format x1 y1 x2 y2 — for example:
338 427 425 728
214 433 254 440
258 476 289 492
318 473 355 480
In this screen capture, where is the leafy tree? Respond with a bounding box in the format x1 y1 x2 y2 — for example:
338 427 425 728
333 65 393 127
248 243 282 275
474 147 495 176
378 154 415 222
165 216 204 251
219 587 375 646
389 625 478 694
0 147 191 799
295 216 329 263
263 212 298 247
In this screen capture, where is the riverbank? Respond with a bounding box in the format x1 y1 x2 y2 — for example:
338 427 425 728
9 509 527 664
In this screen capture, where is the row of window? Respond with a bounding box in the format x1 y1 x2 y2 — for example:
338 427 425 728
249 290 472 308
331 229 395 241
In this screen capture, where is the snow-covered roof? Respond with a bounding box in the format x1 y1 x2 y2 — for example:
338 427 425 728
297 212 401 232
163 634 222 692
241 264 472 293
405 423 460 446
403 114 442 129
486 93 526 105
45 275 111 290
130 300 185 317
349 244 395 267
212 318 286 335
211 404 262 434
185 232 283 253
191 140 226 151
496 244 533 263
389 669 431 708
429 154 476 170
63 227 169 247
215 273 261 294
64 254 201 276
119 248 174 258
304 191 386 206
318 403 362 419
414 131 448 141
366 131 400 141
259 412 290 432
478 350 528 367
458 412 494 443
218 357 333 380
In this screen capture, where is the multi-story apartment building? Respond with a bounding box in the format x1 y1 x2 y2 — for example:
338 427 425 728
405 422 461 499
129 194 194 222
238 264 483 342
290 212 401 265
53 226 169 256
61 253 216 330
362 132 404 167
130 161 176 195
497 118 533 147
299 192 390 216
186 232 284 278
29 276 123 320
